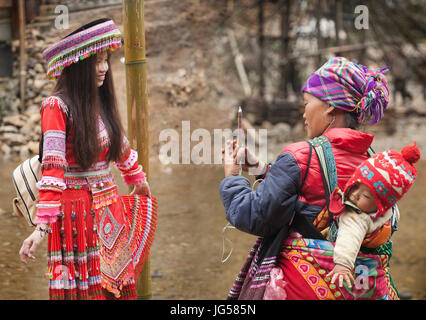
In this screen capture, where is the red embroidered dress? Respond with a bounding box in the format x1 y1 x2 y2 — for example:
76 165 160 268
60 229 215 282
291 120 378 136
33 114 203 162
36 96 157 300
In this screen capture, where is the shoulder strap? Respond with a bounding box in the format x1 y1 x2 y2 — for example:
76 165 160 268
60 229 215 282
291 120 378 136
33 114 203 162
309 135 338 212
290 141 325 240
300 141 313 191
367 146 375 157
307 135 340 241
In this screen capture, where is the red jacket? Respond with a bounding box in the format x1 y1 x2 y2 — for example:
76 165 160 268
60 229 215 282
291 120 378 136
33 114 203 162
285 128 373 209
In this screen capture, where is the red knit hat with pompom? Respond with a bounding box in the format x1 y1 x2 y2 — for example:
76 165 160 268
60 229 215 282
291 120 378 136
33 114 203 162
343 142 421 218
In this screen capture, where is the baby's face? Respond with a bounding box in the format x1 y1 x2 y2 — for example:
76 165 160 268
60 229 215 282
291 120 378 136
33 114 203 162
347 183 378 214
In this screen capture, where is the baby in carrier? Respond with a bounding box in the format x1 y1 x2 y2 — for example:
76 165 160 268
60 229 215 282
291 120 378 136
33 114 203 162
327 142 420 288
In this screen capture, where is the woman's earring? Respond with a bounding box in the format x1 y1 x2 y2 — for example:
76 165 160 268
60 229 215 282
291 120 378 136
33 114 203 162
324 115 336 133
330 115 336 127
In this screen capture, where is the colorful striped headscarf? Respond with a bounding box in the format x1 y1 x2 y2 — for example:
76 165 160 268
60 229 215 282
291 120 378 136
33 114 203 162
302 57 390 125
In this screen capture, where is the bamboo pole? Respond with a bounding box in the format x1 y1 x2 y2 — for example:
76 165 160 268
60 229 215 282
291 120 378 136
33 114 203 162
123 0 151 299
18 0 26 110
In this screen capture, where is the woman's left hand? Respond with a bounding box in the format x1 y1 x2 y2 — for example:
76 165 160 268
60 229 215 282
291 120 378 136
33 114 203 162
130 181 151 197
19 225 48 264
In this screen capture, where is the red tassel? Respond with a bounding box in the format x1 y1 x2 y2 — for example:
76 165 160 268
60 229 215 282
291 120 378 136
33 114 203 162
401 141 421 164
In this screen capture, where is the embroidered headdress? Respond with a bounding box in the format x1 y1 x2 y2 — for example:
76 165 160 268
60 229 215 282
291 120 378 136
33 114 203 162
43 18 122 80
302 57 390 125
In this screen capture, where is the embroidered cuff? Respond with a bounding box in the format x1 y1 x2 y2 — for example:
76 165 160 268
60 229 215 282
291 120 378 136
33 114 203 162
122 165 146 186
36 176 67 192
41 155 68 171
36 202 61 224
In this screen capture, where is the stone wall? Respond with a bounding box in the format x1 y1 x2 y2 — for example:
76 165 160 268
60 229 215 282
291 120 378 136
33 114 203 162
0 26 56 160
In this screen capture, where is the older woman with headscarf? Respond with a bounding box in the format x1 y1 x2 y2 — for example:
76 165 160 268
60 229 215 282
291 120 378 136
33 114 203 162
220 57 399 300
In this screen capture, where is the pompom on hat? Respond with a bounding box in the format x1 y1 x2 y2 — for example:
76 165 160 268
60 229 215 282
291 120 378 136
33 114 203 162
302 57 390 125
43 18 122 80
336 142 421 219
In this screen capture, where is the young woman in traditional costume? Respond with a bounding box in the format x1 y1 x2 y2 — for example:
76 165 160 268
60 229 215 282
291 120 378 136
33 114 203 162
19 18 157 300
221 57 400 300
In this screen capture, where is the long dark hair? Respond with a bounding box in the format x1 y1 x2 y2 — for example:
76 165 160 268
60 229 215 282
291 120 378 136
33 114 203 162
52 52 125 170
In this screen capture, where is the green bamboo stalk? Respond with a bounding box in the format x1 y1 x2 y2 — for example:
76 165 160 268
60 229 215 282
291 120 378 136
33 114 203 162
18 0 26 111
123 0 151 300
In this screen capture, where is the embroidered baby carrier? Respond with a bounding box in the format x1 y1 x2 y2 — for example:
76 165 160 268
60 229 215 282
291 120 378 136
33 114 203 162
228 136 400 300
295 136 399 299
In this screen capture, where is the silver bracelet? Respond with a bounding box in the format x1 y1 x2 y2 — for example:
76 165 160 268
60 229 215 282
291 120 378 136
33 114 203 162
259 162 269 176
36 226 49 237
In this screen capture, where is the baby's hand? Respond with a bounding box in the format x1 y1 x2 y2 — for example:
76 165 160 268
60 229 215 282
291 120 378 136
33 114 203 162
327 264 355 288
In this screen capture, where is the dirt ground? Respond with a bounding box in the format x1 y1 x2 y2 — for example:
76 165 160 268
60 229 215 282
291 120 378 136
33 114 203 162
0 0 424 300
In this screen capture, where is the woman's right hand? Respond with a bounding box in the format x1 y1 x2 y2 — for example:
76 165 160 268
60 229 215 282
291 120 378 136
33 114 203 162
19 225 47 264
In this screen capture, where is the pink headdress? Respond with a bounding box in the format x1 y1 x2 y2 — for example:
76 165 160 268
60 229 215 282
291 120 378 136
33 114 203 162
43 18 122 80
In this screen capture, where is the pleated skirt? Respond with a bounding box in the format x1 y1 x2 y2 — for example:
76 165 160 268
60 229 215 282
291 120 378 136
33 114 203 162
46 189 157 300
